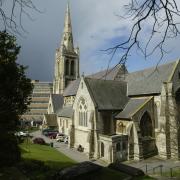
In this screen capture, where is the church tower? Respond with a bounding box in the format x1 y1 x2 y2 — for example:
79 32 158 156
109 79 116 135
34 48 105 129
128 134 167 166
53 3 80 94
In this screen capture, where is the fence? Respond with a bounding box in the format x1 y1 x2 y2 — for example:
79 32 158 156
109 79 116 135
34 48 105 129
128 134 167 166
137 164 180 178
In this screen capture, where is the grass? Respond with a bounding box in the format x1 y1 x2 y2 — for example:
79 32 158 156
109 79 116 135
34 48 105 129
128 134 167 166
0 141 155 179
20 141 129 179
20 141 76 168
100 168 130 180
0 167 27 180
133 175 156 180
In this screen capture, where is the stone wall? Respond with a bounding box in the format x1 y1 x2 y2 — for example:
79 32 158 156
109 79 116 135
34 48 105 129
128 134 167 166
57 116 72 136
73 78 97 158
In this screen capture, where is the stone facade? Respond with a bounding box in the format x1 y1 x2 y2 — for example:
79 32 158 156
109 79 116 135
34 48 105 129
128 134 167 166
72 78 97 157
48 3 180 164
53 3 79 94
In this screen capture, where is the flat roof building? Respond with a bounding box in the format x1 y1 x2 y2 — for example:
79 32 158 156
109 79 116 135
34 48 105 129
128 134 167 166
21 80 53 126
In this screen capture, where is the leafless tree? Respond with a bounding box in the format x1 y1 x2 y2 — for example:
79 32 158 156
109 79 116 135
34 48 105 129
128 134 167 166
0 0 40 34
104 0 180 66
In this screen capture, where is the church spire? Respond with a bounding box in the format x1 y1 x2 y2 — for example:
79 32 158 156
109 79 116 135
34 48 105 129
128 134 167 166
53 2 80 94
61 2 74 51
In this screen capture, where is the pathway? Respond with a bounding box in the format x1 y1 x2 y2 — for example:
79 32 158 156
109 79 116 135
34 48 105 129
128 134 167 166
31 131 107 166
31 131 180 179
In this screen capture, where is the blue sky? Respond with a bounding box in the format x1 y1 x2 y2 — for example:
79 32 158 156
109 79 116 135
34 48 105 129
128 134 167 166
2 0 180 81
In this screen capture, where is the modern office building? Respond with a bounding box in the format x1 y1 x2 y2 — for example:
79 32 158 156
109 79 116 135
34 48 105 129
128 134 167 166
21 80 53 126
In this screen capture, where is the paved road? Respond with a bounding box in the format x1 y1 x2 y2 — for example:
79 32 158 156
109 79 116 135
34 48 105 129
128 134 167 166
31 131 107 166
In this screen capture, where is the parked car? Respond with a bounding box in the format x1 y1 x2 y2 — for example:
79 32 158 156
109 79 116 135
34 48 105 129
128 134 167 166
42 129 52 136
42 129 58 137
15 131 29 137
56 133 65 142
64 136 68 144
48 132 57 139
33 137 46 145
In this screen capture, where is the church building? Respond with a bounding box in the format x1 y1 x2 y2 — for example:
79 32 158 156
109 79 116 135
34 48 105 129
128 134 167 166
44 3 180 163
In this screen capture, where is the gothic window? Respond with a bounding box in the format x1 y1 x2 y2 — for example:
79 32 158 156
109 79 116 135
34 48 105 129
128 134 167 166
140 112 153 137
70 61 75 75
65 60 69 75
122 141 126 150
101 142 104 157
78 98 88 127
81 82 83 89
175 88 180 117
66 121 68 128
178 71 180 79
116 143 120 152
175 88 180 105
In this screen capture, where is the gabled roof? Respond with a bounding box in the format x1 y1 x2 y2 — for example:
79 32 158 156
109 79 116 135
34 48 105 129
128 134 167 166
88 64 128 80
58 106 74 118
51 94 64 113
84 78 129 110
115 97 152 119
44 114 57 126
63 78 81 97
126 60 179 96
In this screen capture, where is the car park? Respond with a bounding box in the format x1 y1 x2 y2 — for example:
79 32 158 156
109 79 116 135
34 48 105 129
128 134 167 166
15 131 29 137
48 132 58 139
56 133 65 142
64 136 68 144
42 129 58 137
42 129 52 136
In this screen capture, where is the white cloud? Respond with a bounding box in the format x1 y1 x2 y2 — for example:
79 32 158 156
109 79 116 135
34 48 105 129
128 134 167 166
15 0 180 80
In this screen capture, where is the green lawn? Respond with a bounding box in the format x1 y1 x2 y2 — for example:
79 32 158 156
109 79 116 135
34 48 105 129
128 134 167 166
20 141 76 168
19 142 129 179
17 142 154 180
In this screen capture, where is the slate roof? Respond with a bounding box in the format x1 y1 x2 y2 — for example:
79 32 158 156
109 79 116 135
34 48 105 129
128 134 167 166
51 94 64 113
88 64 128 80
63 78 81 96
115 97 151 119
58 106 74 118
63 65 127 97
44 114 57 126
84 78 129 110
126 61 178 96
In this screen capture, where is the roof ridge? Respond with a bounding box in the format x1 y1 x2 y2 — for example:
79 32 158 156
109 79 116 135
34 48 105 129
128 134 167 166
85 77 126 83
128 59 178 75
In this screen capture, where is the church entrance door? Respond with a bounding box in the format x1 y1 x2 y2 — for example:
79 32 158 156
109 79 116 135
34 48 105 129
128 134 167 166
140 112 157 158
116 136 128 161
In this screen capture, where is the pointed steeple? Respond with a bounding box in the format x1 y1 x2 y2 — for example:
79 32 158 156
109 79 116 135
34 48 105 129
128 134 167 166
53 2 80 94
61 2 74 51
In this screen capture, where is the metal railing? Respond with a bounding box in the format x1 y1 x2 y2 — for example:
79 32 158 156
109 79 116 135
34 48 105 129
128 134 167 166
137 164 180 178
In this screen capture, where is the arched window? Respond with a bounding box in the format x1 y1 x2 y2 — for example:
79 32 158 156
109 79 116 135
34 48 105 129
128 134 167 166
140 112 153 137
101 142 104 157
70 61 75 76
175 88 180 105
65 60 69 75
78 98 88 127
116 142 120 152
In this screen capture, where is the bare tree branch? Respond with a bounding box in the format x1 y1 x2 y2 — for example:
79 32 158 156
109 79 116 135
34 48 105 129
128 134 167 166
105 0 180 66
0 0 41 34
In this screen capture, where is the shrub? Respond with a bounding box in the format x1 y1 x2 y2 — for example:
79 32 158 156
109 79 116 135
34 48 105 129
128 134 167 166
33 138 46 145
0 134 21 167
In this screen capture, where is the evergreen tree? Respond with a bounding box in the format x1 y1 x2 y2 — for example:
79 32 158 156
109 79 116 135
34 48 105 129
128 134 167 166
0 31 33 167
